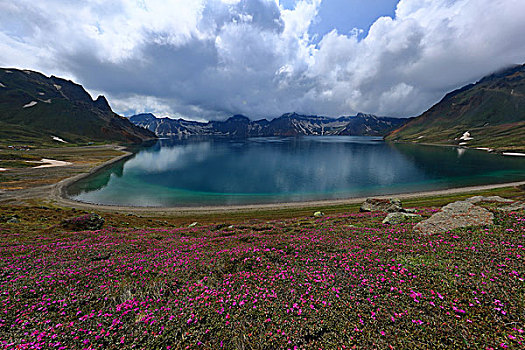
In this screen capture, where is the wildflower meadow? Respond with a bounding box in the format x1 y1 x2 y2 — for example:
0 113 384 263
1 208 524 349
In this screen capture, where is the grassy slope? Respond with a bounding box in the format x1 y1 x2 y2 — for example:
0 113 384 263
0 187 524 349
0 68 155 146
0 146 126 192
386 65 525 151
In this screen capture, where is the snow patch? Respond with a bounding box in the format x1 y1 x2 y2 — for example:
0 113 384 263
23 101 38 108
417 136 424 139
38 92 45 95
0 82 5 88
42 99 51 104
23 70 31 74
0 168 7 172
459 131 473 141
502 152 525 157
4 70 13 73
52 136 67 143
32 158 72 169
53 84 62 90
459 142 468 146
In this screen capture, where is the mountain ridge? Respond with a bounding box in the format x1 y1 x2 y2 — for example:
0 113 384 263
130 112 408 138
386 64 525 151
0 68 156 146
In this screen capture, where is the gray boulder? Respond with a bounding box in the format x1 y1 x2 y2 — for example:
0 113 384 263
61 213 105 231
497 201 525 212
360 198 403 213
465 196 514 204
414 201 494 235
382 212 423 225
7 216 20 224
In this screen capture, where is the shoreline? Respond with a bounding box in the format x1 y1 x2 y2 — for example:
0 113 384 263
4 143 515 215
53 179 525 216
50 146 133 204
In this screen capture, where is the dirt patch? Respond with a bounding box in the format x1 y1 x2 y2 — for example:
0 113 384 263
0 145 126 204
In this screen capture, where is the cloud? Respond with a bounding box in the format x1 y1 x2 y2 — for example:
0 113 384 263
1 0 525 120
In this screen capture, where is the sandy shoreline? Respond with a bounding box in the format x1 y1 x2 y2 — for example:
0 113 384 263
49 146 525 214
50 147 133 204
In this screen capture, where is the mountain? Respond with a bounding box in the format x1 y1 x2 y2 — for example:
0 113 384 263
0 68 156 145
129 112 407 138
386 64 525 151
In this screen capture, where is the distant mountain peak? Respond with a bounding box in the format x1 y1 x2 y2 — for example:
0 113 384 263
228 114 250 122
130 112 407 138
94 95 111 111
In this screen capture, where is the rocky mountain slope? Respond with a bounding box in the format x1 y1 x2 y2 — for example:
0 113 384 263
130 112 407 138
0 68 156 145
386 64 525 151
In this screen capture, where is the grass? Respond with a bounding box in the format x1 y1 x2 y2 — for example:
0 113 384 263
0 160 35 168
388 121 525 152
0 145 125 191
0 191 524 349
1 143 524 348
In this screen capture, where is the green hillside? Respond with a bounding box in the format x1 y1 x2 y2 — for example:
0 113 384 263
0 68 155 146
386 64 525 151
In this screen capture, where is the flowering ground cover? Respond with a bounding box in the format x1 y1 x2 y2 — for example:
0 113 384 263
1 207 524 349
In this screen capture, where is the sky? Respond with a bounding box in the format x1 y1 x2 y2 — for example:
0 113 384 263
1 0 525 121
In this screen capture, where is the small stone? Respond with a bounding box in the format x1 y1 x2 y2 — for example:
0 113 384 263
61 213 104 231
314 211 324 217
188 222 199 228
382 212 422 225
360 198 403 213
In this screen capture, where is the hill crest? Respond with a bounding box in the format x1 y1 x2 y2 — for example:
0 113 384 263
386 64 525 151
0 68 156 145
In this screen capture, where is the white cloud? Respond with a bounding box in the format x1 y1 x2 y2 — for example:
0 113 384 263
1 0 525 119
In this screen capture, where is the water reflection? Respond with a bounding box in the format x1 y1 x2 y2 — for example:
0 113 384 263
68 137 525 207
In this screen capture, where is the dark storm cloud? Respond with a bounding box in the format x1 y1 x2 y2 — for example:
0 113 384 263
1 0 525 120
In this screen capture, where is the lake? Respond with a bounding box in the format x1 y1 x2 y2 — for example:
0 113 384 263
67 137 525 207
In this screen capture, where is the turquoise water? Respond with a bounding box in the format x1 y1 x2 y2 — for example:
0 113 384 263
67 137 525 207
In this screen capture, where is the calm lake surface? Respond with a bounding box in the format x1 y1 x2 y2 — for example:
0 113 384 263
68 137 525 207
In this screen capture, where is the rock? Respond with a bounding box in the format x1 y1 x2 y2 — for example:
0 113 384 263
402 208 418 214
1 215 19 223
497 201 525 212
7 217 20 224
61 213 104 231
213 224 230 230
360 198 402 213
465 196 514 204
382 212 423 225
188 222 199 228
414 201 494 235
90 253 111 262
314 211 325 217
